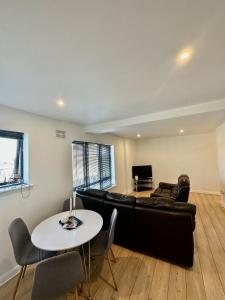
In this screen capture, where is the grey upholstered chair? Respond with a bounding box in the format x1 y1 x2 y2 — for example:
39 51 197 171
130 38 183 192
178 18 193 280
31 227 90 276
84 208 118 291
31 251 85 300
8 218 56 300
62 197 84 212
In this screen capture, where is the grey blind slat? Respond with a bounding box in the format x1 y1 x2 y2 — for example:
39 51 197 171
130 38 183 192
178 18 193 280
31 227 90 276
72 141 112 190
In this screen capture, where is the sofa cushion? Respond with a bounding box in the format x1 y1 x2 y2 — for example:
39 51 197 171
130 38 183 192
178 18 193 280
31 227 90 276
77 189 108 199
105 192 136 205
135 197 174 209
171 186 178 198
152 188 173 198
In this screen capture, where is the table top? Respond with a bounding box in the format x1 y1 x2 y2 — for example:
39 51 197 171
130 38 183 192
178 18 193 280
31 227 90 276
31 209 103 251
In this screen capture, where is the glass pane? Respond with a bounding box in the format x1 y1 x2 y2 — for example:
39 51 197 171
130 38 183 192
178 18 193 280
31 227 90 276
72 143 85 189
89 182 101 189
0 138 17 184
102 178 111 189
101 145 110 178
88 144 100 186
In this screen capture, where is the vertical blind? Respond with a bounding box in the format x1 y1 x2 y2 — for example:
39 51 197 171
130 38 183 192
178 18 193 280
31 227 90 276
72 141 112 190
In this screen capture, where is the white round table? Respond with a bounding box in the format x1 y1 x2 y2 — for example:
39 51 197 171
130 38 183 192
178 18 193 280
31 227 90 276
31 209 103 251
31 209 103 299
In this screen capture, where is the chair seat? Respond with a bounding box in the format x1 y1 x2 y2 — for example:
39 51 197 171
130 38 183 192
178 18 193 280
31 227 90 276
91 231 108 256
20 242 56 266
82 230 108 257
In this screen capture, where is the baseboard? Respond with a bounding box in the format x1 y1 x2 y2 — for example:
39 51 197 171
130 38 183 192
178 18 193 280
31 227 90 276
191 189 221 195
0 265 20 287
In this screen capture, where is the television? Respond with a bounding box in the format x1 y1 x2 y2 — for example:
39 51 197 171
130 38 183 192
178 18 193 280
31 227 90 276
132 165 152 179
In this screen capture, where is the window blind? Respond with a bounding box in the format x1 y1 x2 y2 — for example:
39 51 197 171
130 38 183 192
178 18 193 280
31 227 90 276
72 141 112 190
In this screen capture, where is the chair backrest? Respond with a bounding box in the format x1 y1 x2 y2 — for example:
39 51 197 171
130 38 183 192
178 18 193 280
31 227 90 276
8 218 31 265
32 252 85 300
62 197 84 212
106 208 118 251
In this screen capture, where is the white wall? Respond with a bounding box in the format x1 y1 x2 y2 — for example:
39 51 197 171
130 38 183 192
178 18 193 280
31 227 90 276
216 122 225 193
123 139 136 194
0 103 223 284
0 105 131 284
134 133 221 193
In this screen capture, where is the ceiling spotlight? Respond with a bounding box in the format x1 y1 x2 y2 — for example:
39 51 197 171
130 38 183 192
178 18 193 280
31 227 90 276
137 133 141 138
56 98 65 107
179 129 184 134
177 48 193 64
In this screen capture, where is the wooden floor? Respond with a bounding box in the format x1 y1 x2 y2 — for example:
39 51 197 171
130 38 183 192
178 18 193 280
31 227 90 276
0 192 225 300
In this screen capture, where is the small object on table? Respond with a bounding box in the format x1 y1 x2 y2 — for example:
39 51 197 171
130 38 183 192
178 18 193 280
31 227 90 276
59 215 82 230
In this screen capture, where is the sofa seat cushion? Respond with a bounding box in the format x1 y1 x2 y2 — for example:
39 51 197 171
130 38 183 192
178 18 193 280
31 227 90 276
153 188 173 198
77 189 108 199
135 197 174 208
105 192 136 205
155 187 171 194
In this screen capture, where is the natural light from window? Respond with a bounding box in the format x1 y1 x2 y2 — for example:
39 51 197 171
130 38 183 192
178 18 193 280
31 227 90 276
0 137 17 184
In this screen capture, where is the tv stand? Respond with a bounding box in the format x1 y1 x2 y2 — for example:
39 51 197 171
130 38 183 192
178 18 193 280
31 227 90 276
134 178 153 192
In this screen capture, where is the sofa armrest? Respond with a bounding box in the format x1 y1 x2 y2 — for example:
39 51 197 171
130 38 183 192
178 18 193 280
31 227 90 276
159 182 176 189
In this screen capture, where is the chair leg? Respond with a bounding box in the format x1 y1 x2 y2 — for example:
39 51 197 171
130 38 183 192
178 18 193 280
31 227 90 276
78 282 83 294
22 265 27 279
12 266 24 300
107 253 118 291
110 247 117 263
81 246 92 299
74 288 78 300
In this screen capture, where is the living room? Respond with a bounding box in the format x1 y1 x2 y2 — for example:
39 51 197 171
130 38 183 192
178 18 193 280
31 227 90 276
0 1 225 300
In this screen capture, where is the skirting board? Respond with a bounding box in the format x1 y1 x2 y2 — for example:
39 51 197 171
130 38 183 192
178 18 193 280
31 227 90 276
0 265 20 287
191 189 221 195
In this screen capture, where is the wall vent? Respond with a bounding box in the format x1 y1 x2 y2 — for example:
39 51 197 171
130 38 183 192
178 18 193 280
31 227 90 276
56 130 66 138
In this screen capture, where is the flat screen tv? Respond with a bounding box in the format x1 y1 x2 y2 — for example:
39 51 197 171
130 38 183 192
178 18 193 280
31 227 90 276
132 165 152 179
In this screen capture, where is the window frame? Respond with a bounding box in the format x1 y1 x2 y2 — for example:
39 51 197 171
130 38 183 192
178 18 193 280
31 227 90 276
72 141 115 191
0 129 24 188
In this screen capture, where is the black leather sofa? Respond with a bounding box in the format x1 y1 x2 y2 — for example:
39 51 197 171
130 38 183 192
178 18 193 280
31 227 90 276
76 188 196 267
151 174 190 203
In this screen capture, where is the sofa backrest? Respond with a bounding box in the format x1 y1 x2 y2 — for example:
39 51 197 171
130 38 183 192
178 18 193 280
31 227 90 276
135 196 196 229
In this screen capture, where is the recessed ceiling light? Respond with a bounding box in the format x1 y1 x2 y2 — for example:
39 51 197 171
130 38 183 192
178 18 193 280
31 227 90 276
56 98 65 107
137 133 141 138
177 48 193 64
179 129 184 134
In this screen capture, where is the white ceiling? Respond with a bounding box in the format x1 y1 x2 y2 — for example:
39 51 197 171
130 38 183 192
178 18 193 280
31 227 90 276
1 0 225 138
114 110 225 139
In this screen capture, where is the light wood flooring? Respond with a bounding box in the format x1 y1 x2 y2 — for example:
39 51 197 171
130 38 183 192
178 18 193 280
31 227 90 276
0 192 224 300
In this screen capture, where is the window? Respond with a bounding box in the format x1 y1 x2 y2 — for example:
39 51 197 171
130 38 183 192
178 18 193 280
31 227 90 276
72 141 115 190
0 130 24 188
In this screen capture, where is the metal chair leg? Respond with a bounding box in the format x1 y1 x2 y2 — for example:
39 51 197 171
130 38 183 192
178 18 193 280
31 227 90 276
110 247 117 263
79 282 83 294
81 245 92 299
12 266 24 300
22 265 27 279
74 288 78 300
107 253 118 291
